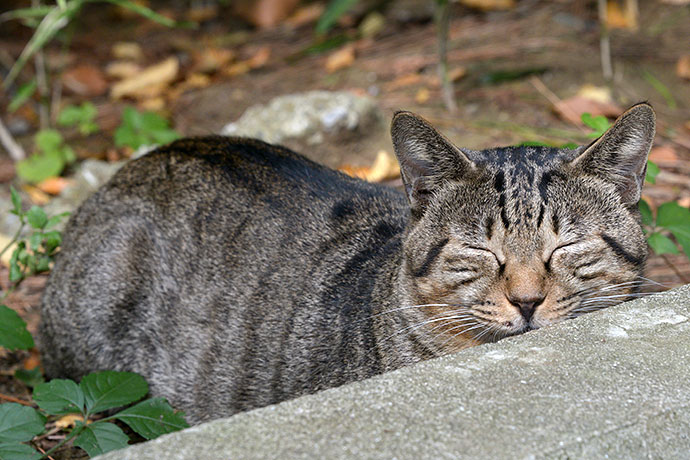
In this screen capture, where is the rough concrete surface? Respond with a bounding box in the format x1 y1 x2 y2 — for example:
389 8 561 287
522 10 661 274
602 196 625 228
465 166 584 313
96 284 690 460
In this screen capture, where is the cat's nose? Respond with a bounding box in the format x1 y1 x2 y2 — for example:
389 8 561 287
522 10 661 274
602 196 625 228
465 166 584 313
508 295 545 322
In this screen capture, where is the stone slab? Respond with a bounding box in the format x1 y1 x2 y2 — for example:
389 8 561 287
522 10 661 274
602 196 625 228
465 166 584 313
97 284 690 460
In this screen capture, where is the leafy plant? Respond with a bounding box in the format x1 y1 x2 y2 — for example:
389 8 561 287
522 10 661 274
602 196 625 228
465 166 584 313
317 0 359 34
58 102 99 135
8 79 37 113
640 201 690 259
114 107 180 150
0 371 188 458
2 186 69 285
0 193 189 458
1 0 179 90
16 130 76 184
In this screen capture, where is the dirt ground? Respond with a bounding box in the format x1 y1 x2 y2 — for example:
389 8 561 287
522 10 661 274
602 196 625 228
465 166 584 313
0 0 689 458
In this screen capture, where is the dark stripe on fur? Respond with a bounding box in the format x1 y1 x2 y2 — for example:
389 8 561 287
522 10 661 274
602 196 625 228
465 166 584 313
536 204 545 229
413 238 449 278
602 234 644 267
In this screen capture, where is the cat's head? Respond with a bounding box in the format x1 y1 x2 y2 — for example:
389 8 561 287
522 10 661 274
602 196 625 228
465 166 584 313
391 103 655 349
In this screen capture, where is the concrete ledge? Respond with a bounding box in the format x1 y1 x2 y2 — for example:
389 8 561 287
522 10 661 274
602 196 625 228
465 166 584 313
97 285 690 460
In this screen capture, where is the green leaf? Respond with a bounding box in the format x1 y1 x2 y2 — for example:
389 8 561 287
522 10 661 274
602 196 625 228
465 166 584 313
74 421 130 457
101 0 177 27
8 251 22 283
8 80 37 113
14 367 45 388
26 206 47 229
58 102 99 135
647 232 679 255
81 371 149 415
28 233 42 251
115 397 189 440
35 129 63 154
316 0 359 34
16 149 64 184
3 4 82 89
45 212 70 229
638 199 654 227
115 107 178 149
581 113 611 138
9 186 22 216
0 403 46 443
0 442 43 460
656 202 690 260
645 160 659 184
42 230 62 251
33 379 85 415
0 305 34 350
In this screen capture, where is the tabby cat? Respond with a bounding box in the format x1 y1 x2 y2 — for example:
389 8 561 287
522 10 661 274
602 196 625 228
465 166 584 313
40 103 655 424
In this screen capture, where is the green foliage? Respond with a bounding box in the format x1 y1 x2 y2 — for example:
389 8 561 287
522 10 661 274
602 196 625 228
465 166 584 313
317 0 359 34
645 161 660 185
58 102 99 135
0 305 34 351
2 0 179 89
0 371 188 458
8 80 37 113
114 107 180 150
14 367 45 388
0 196 188 458
639 200 690 259
16 129 76 184
6 190 69 284
580 112 611 138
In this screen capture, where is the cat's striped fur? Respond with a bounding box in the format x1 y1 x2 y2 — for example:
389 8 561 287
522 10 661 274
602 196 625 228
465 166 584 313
39 103 655 423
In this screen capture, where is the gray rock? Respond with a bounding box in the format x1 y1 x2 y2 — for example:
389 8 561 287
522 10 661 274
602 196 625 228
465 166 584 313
96 284 690 460
221 91 387 169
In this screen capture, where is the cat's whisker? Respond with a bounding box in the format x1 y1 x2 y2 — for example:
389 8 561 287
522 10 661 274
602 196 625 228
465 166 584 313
370 303 460 318
436 322 489 349
380 313 477 344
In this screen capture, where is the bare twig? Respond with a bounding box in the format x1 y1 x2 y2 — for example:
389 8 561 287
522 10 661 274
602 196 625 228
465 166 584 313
598 0 613 81
33 0 50 130
435 0 457 113
0 392 33 406
661 254 690 285
529 76 589 134
0 116 26 161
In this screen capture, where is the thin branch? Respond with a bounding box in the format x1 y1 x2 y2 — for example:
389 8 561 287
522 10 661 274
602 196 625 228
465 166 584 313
660 254 690 285
598 0 613 81
529 76 588 134
0 116 26 161
0 391 33 406
435 0 457 113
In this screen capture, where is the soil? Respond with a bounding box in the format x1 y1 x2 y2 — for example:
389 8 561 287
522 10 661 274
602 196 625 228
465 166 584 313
0 0 689 458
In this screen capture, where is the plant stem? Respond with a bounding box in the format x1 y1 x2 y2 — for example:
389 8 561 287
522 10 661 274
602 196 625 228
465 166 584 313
41 424 83 459
0 222 25 260
597 0 613 81
0 116 26 161
0 392 33 406
435 0 457 113
33 0 51 130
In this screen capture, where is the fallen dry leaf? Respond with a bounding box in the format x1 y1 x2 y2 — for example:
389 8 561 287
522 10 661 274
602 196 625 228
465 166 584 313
23 349 41 371
284 3 324 28
554 95 622 125
234 0 300 28
338 164 369 180
105 61 142 79
0 234 16 267
248 46 271 69
55 414 85 430
61 64 108 97
224 61 251 77
22 184 50 205
36 177 73 195
678 197 690 208
110 57 179 100
195 48 235 74
186 4 219 22
577 84 613 104
385 73 423 91
359 12 386 39
112 41 143 61
677 55 690 80
606 0 637 30
364 150 400 182
326 44 356 73
459 0 515 11
140 97 166 111
415 87 431 104
648 145 679 164
429 67 467 87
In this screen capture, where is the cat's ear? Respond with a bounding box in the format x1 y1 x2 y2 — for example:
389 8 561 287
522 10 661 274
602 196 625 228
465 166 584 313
391 111 475 215
570 103 656 205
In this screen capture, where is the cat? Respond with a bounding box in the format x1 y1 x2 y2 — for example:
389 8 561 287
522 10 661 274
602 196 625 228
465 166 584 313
39 103 655 424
